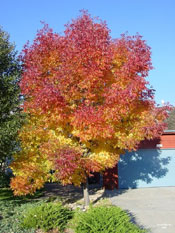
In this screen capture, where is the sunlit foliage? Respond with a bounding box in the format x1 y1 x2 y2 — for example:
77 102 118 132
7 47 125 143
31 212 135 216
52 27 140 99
10 11 168 195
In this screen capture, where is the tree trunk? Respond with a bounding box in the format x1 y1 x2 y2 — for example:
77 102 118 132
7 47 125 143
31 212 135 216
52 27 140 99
83 177 90 207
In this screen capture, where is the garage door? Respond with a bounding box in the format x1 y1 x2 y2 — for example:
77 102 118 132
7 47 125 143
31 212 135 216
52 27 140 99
118 149 175 188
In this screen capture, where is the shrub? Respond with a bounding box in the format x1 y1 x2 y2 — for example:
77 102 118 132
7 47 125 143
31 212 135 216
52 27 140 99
20 202 73 232
0 172 12 188
74 205 146 233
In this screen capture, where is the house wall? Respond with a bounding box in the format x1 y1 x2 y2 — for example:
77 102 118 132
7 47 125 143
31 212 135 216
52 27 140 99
160 135 175 148
138 134 175 149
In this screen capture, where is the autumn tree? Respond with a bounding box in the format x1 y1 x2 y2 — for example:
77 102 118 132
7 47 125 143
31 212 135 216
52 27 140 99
0 27 23 183
10 12 168 205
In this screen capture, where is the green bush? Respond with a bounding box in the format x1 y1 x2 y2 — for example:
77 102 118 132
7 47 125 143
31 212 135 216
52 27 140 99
0 172 12 188
20 202 73 232
74 205 146 233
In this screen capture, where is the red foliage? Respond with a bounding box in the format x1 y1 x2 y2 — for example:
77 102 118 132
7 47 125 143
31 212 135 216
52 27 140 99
10 11 170 195
48 147 102 185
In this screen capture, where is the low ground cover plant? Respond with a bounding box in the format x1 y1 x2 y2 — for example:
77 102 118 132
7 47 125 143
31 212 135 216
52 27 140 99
0 188 43 233
0 188 73 232
0 199 38 233
72 205 146 233
21 202 73 232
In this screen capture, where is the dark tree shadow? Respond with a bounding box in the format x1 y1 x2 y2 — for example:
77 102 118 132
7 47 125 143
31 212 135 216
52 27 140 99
118 149 171 189
43 182 104 204
125 209 150 232
92 188 128 205
43 183 83 204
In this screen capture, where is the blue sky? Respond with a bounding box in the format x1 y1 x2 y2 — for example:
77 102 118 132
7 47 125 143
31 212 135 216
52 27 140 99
1 0 175 105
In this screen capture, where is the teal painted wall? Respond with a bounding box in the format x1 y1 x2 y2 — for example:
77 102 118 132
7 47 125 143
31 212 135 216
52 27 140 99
118 149 175 188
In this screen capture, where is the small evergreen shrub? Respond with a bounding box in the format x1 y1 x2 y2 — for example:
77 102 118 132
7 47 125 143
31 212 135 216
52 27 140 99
0 172 12 188
20 202 73 232
74 205 146 233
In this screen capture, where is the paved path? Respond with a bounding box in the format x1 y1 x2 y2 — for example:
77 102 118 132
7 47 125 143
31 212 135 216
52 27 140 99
105 187 175 233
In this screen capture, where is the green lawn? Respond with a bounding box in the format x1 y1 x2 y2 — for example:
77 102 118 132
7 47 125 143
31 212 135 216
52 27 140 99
0 187 43 201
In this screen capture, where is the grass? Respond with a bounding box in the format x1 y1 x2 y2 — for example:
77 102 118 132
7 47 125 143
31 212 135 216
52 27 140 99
0 187 44 201
0 187 147 233
0 188 13 200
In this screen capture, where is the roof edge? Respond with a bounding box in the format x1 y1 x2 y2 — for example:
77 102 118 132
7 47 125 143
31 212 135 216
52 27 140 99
163 130 175 135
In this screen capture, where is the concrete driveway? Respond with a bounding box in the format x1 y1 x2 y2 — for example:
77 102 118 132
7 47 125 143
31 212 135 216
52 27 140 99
105 187 175 233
